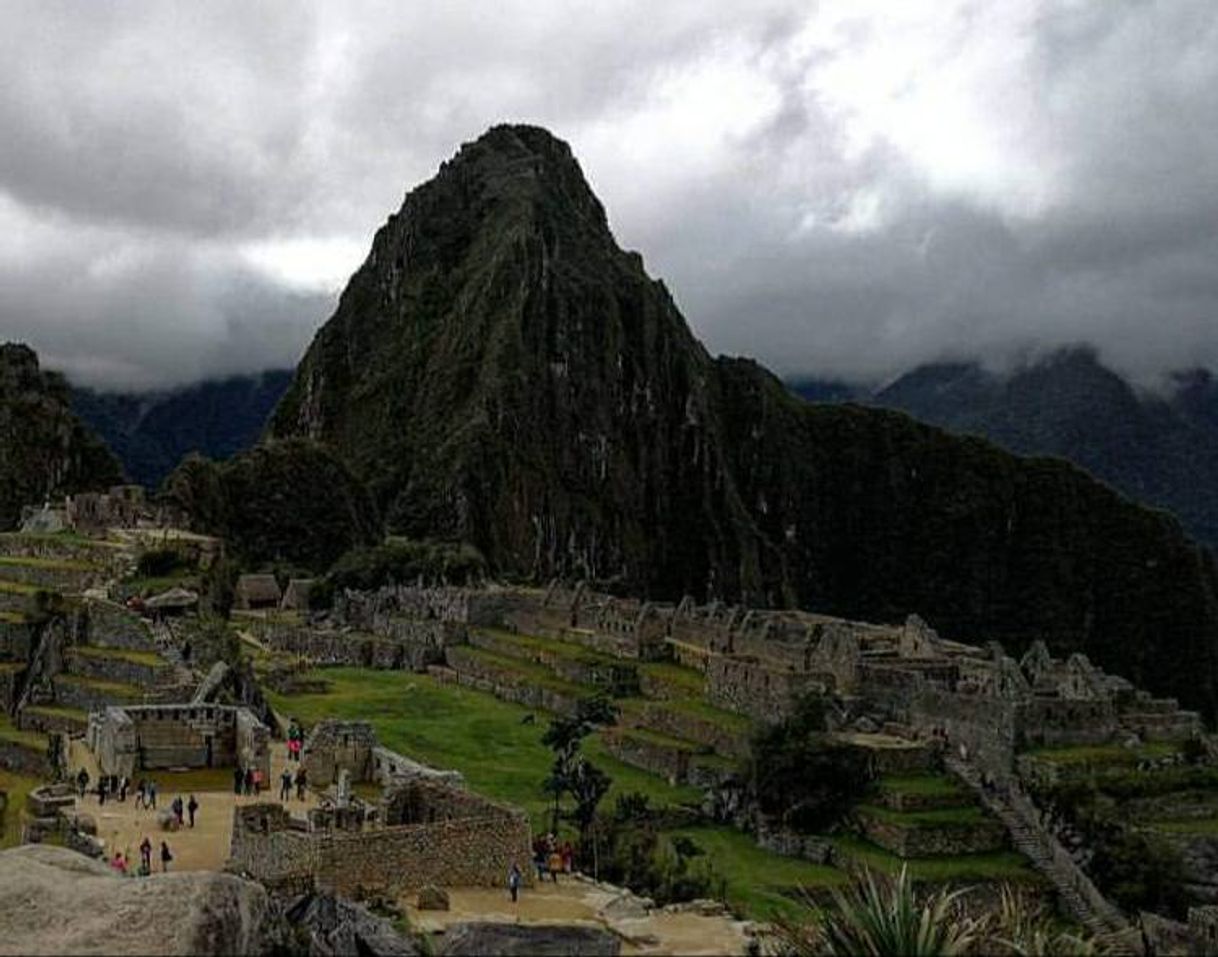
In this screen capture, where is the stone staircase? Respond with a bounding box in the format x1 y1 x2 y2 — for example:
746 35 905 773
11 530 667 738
945 756 1129 937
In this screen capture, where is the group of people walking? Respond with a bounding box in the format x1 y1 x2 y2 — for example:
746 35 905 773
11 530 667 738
108 837 173 876
278 765 309 801
232 765 262 796
531 833 574 882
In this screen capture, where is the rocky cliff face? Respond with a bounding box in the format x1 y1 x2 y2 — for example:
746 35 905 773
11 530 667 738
270 125 1218 718
0 343 122 529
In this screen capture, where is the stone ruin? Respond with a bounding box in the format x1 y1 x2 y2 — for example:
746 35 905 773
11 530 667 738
227 777 531 897
87 703 271 782
299 718 463 790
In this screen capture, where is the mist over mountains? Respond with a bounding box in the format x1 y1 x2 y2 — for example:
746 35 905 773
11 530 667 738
71 370 293 489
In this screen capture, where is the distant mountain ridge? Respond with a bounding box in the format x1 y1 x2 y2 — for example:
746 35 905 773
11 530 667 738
259 124 1218 719
791 348 1218 550
72 370 293 489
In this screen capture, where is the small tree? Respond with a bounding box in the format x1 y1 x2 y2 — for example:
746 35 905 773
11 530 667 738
540 695 617 860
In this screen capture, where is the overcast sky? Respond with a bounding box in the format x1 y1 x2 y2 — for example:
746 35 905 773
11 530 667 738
1 1 1216 391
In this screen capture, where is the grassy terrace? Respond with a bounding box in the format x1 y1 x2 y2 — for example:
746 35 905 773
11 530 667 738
856 803 988 827
0 612 30 625
639 661 705 695
0 556 98 572
615 725 710 753
1023 742 1180 766
0 531 121 549
0 714 46 751
453 645 591 698
831 835 1039 884
69 645 166 667
21 704 87 723
878 774 965 797
54 674 144 699
620 694 756 736
0 580 38 595
1151 818 1218 836
0 769 41 847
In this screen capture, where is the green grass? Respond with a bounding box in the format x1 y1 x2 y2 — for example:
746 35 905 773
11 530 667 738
69 645 166 667
0 556 98 572
452 646 594 698
619 695 755 736
831 834 1039 884
0 612 30 625
0 531 121 549
1150 818 1218 836
141 767 238 794
55 674 144 699
1023 742 1179 766
856 804 986 827
0 714 46 750
0 579 38 595
670 825 847 920
615 726 708 753
267 668 700 828
21 704 88 724
638 661 705 695
879 775 965 797
0 769 42 847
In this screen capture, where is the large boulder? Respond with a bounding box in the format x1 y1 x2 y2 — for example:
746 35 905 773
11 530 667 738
438 922 620 956
0 844 267 955
283 892 419 956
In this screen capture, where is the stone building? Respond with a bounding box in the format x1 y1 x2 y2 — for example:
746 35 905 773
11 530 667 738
88 703 270 781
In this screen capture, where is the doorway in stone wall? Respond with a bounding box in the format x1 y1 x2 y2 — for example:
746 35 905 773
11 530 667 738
205 735 214 767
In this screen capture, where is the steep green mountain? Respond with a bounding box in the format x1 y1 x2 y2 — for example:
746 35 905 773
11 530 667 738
269 125 1218 718
833 350 1218 550
162 439 380 570
72 370 293 489
0 343 123 529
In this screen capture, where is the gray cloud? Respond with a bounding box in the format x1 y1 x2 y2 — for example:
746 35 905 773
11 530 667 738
0 0 1215 390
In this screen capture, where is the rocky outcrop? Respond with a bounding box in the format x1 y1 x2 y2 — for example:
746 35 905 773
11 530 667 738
0 844 267 955
281 892 419 956
267 125 1218 719
437 922 620 956
0 343 122 530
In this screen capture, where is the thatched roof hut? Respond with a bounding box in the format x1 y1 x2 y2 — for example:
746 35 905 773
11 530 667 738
235 574 282 610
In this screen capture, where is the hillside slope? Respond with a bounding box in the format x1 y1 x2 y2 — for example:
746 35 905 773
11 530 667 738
0 343 122 529
269 125 1218 717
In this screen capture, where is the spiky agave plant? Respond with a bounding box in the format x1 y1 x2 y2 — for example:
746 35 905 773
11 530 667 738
990 885 1097 957
776 865 982 957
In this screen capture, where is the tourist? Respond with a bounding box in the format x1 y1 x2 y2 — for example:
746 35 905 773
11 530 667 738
110 851 124 873
279 768 292 802
139 836 152 873
160 840 173 873
233 766 244 796
76 768 89 799
295 766 308 801
172 795 184 827
187 794 198 828
118 776 128 802
134 779 146 810
148 779 158 809
252 767 263 793
244 767 255 795
97 778 108 806
560 841 573 874
532 836 548 881
508 863 522 903
548 848 562 883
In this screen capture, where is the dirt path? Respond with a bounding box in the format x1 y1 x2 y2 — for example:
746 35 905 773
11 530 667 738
67 740 319 871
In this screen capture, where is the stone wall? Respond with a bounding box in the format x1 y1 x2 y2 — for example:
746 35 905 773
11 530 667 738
0 666 23 712
600 729 696 785
62 648 169 687
467 629 639 696
1015 697 1117 748
257 621 455 672
372 747 464 788
858 811 1008 857
0 620 37 662
444 646 582 716
623 702 752 760
0 737 49 777
80 599 158 652
910 690 1017 780
228 782 533 896
301 720 376 786
705 655 829 723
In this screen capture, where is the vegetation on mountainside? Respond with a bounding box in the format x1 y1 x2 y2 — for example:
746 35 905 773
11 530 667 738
161 439 380 571
316 538 486 605
0 343 122 531
745 697 875 833
266 125 1218 720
